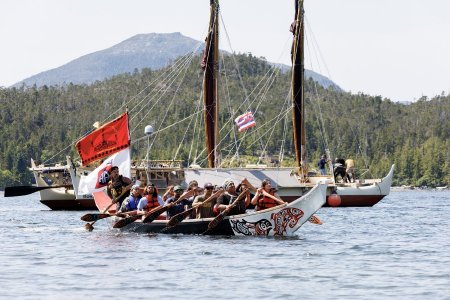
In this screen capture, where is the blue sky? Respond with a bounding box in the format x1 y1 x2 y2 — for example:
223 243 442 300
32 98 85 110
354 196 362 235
1 0 449 102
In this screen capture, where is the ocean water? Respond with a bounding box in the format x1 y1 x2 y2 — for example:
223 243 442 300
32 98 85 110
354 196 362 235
0 190 449 299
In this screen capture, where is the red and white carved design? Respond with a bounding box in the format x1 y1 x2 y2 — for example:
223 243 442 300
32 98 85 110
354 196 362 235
271 207 304 236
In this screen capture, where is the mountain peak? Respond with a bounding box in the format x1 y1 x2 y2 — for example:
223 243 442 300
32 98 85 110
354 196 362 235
13 32 339 90
14 32 202 87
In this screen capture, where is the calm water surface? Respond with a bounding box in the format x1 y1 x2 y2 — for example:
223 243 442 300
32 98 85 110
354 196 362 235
0 190 449 299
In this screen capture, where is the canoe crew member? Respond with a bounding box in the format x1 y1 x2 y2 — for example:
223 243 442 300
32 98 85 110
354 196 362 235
162 185 175 202
107 166 133 210
186 180 200 218
251 179 286 211
119 185 142 213
345 158 356 183
164 185 194 219
214 179 250 216
137 182 164 212
192 182 217 218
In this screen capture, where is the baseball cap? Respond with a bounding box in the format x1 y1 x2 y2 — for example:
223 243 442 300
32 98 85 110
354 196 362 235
204 182 213 189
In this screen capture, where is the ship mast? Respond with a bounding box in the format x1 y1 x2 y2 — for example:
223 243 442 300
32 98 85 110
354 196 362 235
291 0 306 175
202 0 220 168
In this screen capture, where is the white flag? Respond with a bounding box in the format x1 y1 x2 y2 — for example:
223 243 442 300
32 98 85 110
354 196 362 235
78 148 131 194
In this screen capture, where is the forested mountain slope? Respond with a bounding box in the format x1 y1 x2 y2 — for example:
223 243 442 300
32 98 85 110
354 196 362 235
1 54 448 188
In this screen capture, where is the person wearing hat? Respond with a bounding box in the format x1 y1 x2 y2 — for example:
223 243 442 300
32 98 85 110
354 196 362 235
251 178 285 211
214 179 250 216
164 185 195 219
192 182 220 218
118 184 142 213
137 182 164 212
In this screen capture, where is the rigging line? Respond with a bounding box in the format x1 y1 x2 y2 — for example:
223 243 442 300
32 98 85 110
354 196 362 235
129 49 201 123
213 104 289 169
187 93 204 166
245 106 291 150
304 32 332 155
194 64 279 164
43 49 199 165
305 22 370 168
131 111 202 144
221 102 291 156
304 17 333 82
129 51 199 125
226 66 281 161
127 52 194 116
256 94 292 164
220 51 241 161
305 17 352 158
173 92 203 161
147 56 199 153
130 52 197 137
279 97 290 163
219 12 249 100
115 48 199 124
305 21 369 165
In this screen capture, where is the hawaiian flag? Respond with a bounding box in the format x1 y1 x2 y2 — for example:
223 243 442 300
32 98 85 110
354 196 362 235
234 111 256 132
78 147 131 194
76 112 130 166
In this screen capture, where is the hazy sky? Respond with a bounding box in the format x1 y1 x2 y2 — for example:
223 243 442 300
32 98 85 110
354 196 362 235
1 0 449 102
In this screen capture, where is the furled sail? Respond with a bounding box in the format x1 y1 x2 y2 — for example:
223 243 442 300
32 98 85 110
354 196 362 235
201 0 220 168
291 0 305 171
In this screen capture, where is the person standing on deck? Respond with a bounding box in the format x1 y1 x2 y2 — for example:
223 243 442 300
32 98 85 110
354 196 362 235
333 158 347 183
107 166 133 211
345 159 356 183
318 155 328 175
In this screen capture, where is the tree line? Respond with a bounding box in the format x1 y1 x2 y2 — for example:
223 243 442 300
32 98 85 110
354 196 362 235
0 53 448 188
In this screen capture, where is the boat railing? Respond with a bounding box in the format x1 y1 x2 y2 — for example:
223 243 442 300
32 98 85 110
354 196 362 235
132 159 183 170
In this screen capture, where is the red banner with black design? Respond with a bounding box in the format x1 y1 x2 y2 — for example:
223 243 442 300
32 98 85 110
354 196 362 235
76 112 130 166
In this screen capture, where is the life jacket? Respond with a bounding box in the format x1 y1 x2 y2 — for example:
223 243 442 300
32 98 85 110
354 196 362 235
144 194 160 210
256 191 278 211
126 195 140 211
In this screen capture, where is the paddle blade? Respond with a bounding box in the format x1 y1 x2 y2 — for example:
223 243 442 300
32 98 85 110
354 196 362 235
167 208 193 228
142 206 167 223
308 215 323 225
85 223 95 231
5 186 45 197
4 185 71 197
207 212 226 231
113 215 141 229
80 213 111 222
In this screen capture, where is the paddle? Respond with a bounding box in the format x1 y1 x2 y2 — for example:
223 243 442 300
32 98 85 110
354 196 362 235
142 189 195 224
80 211 128 222
166 188 224 228
84 189 128 231
113 189 195 229
112 211 144 228
308 215 323 225
4 184 72 197
204 189 249 234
